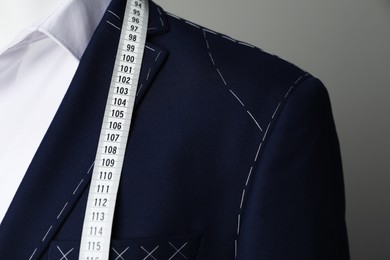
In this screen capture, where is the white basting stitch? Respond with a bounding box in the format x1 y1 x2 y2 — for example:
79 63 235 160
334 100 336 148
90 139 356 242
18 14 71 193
146 68 152 81
87 162 94 174
284 74 308 98
112 246 130 260
245 166 253 186
173 17 308 259
216 68 227 86
203 28 217 35
229 89 245 107
168 242 188 260
254 142 262 163
157 7 162 15
146 45 156 52
108 10 121 20
234 240 238 258
203 22 264 138
155 51 162 61
73 179 84 195
284 85 294 98
238 41 255 48
41 225 53 242
57 246 74 260
166 12 181 20
159 17 164 27
294 74 304 84
31 162 97 256
141 245 159 260
185 21 201 29
262 123 271 142
208 52 215 66
137 47 161 95
222 35 237 43
240 189 246 209
205 39 210 49
272 102 282 119
56 202 69 219
147 27 158 31
106 21 121 31
247 110 263 131
235 73 310 258
237 214 241 235
137 84 143 96
29 248 37 260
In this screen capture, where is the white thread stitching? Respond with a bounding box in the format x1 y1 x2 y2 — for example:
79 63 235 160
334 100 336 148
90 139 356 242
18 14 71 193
222 35 237 43
272 102 282 119
238 41 255 48
41 226 52 242
29 248 37 260
146 45 156 52
57 246 74 260
185 21 201 29
216 68 227 86
168 242 188 260
247 111 263 132
73 179 84 195
56 202 68 219
229 89 245 107
141 245 159 260
203 28 217 35
237 214 241 235
106 21 121 31
112 246 130 260
108 10 121 20
137 45 161 96
155 51 162 61
166 12 181 20
208 52 215 66
29 162 94 259
146 68 152 81
234 73 310 258
87 162 94 174
202 29 263 132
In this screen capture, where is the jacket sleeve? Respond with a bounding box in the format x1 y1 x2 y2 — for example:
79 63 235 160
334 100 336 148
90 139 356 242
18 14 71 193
237 77 350 259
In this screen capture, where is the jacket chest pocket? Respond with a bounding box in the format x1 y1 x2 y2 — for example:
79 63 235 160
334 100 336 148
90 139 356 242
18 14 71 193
48 233 202 259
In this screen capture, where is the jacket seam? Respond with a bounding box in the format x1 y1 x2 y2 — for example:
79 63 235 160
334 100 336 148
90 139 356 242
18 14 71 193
166 12 264 133
234 72 311 258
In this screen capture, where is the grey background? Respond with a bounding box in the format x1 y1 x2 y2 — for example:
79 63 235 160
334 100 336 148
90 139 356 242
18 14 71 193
158 0 390 259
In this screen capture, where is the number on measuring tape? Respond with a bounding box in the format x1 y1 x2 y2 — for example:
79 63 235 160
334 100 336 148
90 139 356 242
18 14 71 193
78 0 149 259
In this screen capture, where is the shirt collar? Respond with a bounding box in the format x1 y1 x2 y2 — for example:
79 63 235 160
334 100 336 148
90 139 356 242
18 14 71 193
0 0 111 60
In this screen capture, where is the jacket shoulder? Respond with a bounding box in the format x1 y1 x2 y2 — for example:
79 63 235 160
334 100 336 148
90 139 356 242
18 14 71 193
160 12 313 123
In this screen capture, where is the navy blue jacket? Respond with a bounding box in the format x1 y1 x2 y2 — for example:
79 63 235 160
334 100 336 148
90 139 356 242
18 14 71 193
0 0 349 259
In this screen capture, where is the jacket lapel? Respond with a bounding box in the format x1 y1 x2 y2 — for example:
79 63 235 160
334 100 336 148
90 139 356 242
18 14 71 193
0 0 168 258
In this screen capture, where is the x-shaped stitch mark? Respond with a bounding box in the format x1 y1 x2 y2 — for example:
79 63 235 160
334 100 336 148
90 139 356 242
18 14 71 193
56 246 74 260
112 246 130 260
168 242 188 260
141 245 159 260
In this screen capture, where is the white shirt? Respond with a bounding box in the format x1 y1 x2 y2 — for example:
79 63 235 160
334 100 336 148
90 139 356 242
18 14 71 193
0 0 111 225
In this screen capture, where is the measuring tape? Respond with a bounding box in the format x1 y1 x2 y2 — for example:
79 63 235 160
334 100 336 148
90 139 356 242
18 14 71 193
79 0 149 259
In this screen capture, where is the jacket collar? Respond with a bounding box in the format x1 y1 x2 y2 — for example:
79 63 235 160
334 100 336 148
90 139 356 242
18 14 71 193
0 0 169 258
